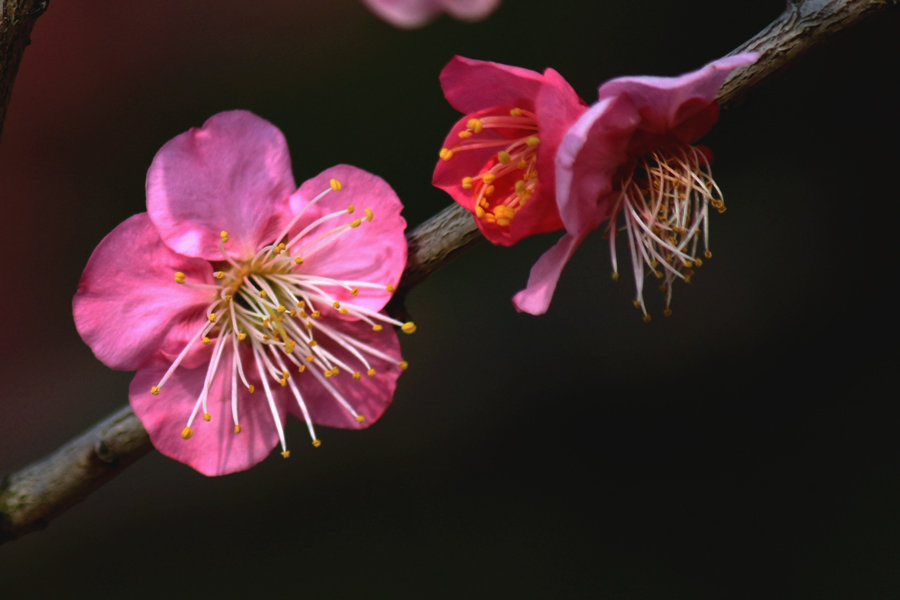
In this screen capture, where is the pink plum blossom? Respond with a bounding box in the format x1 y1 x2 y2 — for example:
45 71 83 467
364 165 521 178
433 55 587 246
73 110 414 476
513 53 760 319
362 0 500 29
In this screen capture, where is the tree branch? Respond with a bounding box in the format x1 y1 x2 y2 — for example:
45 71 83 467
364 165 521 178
0 0 49 140
0 0 895 543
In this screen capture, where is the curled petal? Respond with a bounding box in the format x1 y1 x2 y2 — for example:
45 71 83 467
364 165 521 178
130 347 288 476
512 233 584 315
147 110 296 261
73 213 215 370
286 318 402 429
289 164 407 312
596 52 759 140
555 95 640 235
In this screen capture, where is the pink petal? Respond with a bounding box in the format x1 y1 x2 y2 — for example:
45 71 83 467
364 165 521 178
289 165 407 313
130 347 288 476
595 53 759 139
555 95 640 236
440 55 545 114
512 232 584 315
285 317 402 429
362 0 499 28
73 213 216 371
146 110 296 261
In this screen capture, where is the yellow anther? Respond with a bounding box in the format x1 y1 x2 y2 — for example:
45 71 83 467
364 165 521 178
247 384 255 394
439 148 454 161
174 271 186 284
332 301 341 309
694 258 703 267
355 415 366 423
289 309 298 317
284 341 296 353
482 172 496 185
372 324 383 332
351 287 359 296
339 308 349 315
181 427 193 440
297 300 306 308
350 218 362 228
704 250 713 259
151 386 161 395
220 230 229 243
462 176 473 189
611 271 619 281
346 205 355 214
663 308 673 317
280 378 288 386
330 178 342 191
306 355 315 363
308 340 318 348
258 290 267 298
214 271 225 279
467 118 483 133
208 313 217 322
399 361 409 371
353 371 362 380
298 364 306 373
276 305 286 314
526 136 540 147
282 370 290 379
484 185 496 197
633 299 642 309
234 425 242 434
475 205 486 219
281 450 291 458
401 322 417 334
364 208 374 222
295 256 304 264
312 439 322 448
202 337 211 345
514 180 527 195
498 151 511 165
458 130 473 139
367 368 376 376
517 159 528 169
238 332 247 341
324 369 334 378
643 314 652 323
311 310 321 319
386 283 396 293
510 108 523 116
203 412 211 422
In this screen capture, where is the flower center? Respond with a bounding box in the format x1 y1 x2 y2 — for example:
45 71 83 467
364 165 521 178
153 178 415 456
607 144 725 321
439 107 540 228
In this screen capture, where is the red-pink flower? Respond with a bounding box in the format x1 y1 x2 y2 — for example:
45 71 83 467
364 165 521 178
73 110 414 476
362 0 500 28
433 55 587 246
513 53 760 318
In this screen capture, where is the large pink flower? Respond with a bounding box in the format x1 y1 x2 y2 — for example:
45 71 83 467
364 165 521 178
362 0 500 29
513 53 760 318
73 110 413 476
433 55 587 246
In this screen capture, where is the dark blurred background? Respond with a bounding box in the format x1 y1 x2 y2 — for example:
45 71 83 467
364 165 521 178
1 1 899 597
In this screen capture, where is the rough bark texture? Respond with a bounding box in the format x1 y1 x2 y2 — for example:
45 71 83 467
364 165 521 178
0 0 896 543
0 0 49 140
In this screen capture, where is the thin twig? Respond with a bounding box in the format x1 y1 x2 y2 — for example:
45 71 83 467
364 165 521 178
0 0 49 140
1 0 896 543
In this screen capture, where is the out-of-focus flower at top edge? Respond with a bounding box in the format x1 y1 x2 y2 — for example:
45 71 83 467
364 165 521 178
73 110 415 476
362 0 500 28
433 56 587 246
513 53 760 319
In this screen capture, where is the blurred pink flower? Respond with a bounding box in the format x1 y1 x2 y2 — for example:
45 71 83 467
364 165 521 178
513 53 760 319
73 110 413 476
433 55 587 246
362 0 500 28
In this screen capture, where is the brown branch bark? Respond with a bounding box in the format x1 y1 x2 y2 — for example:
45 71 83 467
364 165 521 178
1 0 896 543
0 0 49 140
